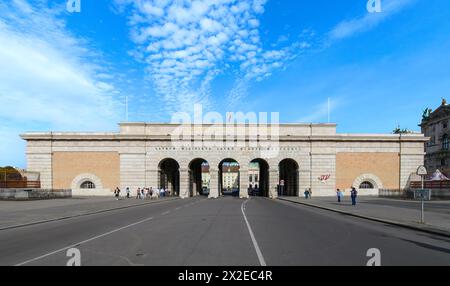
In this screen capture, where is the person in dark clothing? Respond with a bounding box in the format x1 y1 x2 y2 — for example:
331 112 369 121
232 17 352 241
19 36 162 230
114 187 121 200
350 187 358 206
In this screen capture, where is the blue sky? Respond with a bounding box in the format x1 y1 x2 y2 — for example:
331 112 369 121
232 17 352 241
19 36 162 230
1 0 449 167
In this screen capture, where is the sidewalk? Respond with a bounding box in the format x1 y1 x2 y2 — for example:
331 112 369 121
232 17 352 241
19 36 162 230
0 196 179 230
278 196 450 237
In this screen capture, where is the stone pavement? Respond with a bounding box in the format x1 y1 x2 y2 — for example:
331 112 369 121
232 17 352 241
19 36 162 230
0 196 179 230
278 196 450 236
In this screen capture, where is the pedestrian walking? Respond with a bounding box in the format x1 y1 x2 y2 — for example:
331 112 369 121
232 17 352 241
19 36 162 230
114 187 120 200
136 188 141 199
304 189 309 199
337 189 342 202
350 187 358 206
126 187 130 199
149 187 154 200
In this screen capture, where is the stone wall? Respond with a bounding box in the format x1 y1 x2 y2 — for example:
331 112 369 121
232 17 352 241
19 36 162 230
0 189 72 200
53 152 120 191
336 152 400 190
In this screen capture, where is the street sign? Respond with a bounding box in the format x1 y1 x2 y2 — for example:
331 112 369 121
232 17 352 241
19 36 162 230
414 189 431 201
416 166 428 192
414 189 431 224
417 166 428 176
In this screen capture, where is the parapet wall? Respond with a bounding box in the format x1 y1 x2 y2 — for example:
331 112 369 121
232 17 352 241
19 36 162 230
0 189 72 200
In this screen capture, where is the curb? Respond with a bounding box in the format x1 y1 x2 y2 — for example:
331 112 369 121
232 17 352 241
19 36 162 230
277 197 450 238
0 197 181 231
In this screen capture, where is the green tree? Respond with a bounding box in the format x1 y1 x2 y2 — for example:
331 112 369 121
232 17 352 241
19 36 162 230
0 166 21 181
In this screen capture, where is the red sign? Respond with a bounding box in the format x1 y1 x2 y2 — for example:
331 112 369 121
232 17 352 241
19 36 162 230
318 174 331 183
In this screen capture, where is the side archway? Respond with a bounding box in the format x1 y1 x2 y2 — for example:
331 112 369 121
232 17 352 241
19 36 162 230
158 158 180 197
278 159 299 197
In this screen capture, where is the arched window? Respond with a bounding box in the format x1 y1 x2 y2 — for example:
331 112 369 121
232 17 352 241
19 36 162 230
359 181 374 189
80 181 96 189
443 134 449 150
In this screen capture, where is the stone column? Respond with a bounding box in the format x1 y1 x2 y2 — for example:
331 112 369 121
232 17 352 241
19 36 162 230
179 168 190 199
209 168 219 199
240 167 249 199
120 153 146 192
27 153 53 189
269 168 279 199
146 169 159 190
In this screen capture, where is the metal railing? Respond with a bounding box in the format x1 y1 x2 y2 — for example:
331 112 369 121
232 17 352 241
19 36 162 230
410 181 450 189
378 189 415 199
0 180 41 188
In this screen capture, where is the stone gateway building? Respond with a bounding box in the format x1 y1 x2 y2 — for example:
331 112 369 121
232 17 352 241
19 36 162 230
21 123 427 199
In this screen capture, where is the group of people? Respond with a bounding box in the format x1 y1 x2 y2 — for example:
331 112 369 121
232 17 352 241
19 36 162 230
336 187 358 205
297 187 358 206
113 187 171 200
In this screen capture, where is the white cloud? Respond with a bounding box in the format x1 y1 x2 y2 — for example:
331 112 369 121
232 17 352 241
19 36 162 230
297 98 342 124
329 0 415 40
0 0 122 167
115 0 309 113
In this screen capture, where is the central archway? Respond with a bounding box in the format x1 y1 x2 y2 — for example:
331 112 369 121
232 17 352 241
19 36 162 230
249 159 269 197
279 159 299 197
158 158 180 197
219 159 240 197
189 158 210 197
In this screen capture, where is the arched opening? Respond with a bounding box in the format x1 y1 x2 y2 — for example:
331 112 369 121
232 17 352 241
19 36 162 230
158 158 180 197
189 158 210 197
249 159 270 197
71 173 103 191
80 181 96 189
359 181 374 189
353 174 383 193
279 159 299 196
219 159 240 197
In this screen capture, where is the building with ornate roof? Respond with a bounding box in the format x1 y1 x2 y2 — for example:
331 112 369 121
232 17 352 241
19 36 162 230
420 99 450 176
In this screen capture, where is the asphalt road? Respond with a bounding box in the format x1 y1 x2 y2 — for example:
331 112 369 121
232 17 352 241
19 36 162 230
0 197 449 266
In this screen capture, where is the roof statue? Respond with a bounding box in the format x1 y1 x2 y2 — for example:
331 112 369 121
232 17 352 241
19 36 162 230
421 108 432 121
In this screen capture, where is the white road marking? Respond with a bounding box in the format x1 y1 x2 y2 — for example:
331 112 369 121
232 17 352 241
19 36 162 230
162 211 170 215
15 216 155 266
241 199 267 266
